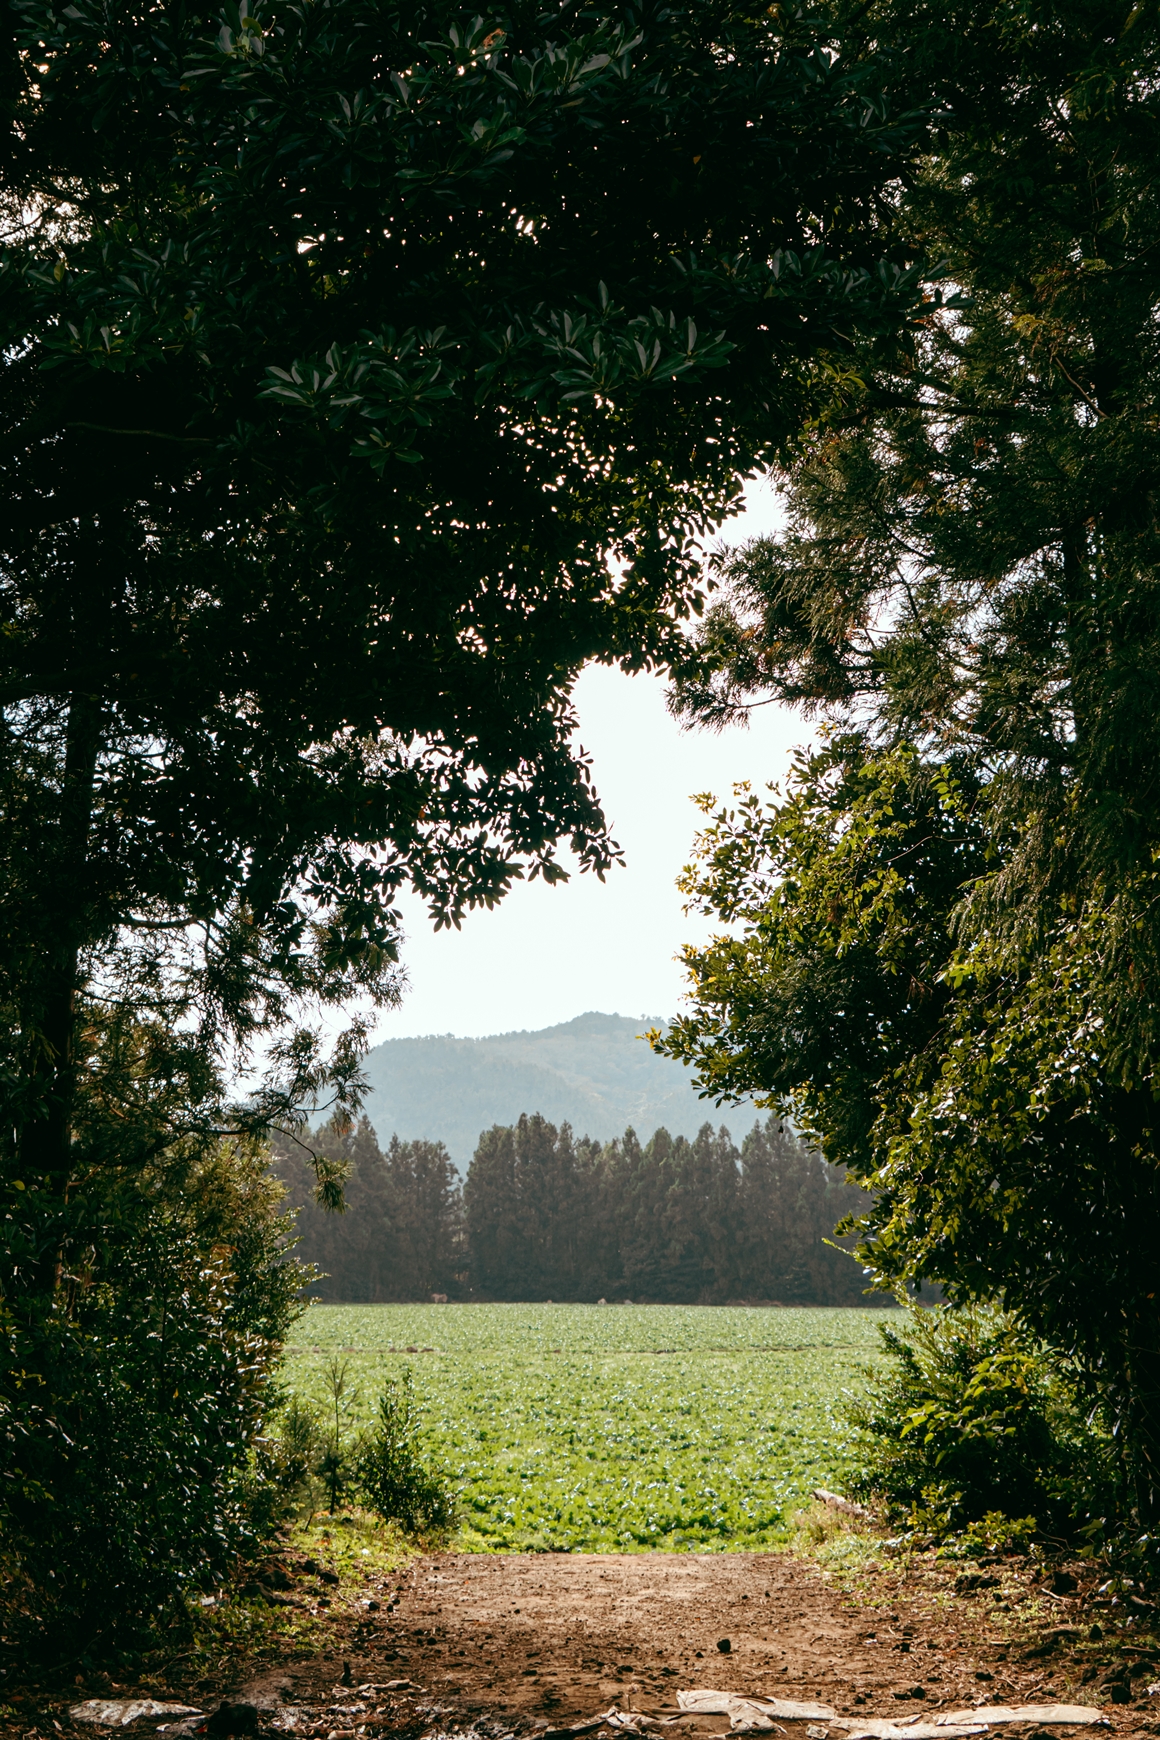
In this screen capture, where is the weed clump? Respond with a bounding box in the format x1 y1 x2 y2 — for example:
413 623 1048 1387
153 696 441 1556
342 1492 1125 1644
273 1364 456 1537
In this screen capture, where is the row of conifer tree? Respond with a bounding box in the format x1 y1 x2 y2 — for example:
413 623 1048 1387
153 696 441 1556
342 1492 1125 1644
273 1112 881 1305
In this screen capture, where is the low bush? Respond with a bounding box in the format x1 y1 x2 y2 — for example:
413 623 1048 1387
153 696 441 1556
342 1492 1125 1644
354 1370 457 1536
846 1303 1120 1546
0 1139 308 1662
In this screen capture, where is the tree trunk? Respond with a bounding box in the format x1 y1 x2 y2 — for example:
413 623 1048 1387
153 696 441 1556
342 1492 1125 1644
21 689 102 1193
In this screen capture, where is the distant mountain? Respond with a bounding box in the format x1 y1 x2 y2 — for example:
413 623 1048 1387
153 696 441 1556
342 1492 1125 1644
360 1011 757 1167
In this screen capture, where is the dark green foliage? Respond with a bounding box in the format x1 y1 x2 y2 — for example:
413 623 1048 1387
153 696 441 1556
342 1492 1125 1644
847 1307 1119 1546
0 1141 306 1658
0 0 932 1225
465 1113 604 1301
655 743 986 1177
255 1396 326 1526
274 1119 465 1302
660 0 1160 1530
462 1112 874 1304
354 1371 457 1537
317 1355 360 1515
276 1111 871 1303
260 1363 455 1532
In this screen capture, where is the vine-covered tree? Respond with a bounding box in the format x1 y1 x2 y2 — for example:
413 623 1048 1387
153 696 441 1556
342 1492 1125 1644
659 0 1160 1525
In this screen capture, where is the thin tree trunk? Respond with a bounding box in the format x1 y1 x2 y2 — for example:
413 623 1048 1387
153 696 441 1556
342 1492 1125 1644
23 689 102 1194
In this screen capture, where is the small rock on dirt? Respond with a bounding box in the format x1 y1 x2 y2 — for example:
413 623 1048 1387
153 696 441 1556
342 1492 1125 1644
206 1703 259 1737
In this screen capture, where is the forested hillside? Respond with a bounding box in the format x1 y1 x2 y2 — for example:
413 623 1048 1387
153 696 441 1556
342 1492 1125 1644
360 1012 755 1166
274 1113 880 1305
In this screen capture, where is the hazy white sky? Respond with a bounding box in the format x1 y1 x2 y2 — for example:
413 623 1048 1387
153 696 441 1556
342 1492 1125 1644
375 477 810 1040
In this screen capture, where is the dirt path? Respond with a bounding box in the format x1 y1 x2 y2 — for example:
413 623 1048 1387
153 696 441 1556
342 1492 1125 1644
219 1550 1151 1738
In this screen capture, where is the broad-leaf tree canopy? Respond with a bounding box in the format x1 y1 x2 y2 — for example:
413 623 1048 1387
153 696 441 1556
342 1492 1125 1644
659 0 1160 1528
1 0 925 1180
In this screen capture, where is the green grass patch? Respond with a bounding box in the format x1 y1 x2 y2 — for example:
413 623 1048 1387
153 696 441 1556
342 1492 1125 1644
283 1303 888 1553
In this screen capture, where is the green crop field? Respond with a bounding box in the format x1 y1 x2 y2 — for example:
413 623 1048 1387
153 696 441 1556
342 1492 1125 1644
283 1304 890 1554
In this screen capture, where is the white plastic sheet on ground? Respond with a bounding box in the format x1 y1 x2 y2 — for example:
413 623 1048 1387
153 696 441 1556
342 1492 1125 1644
676 1691 1109 1739
69 1702 203 1727
937 1711 1108 1729
678 1692 836 1729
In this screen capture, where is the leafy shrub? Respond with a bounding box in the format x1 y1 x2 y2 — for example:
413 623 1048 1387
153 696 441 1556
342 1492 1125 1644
847 1303 1119 1543
0 1139 307 1659
254 1395 327 1526
354 1370 457 1535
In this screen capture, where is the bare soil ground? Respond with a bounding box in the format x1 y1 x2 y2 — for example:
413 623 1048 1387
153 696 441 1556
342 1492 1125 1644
8 1546 1158 1740
201 1548 1155 1739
